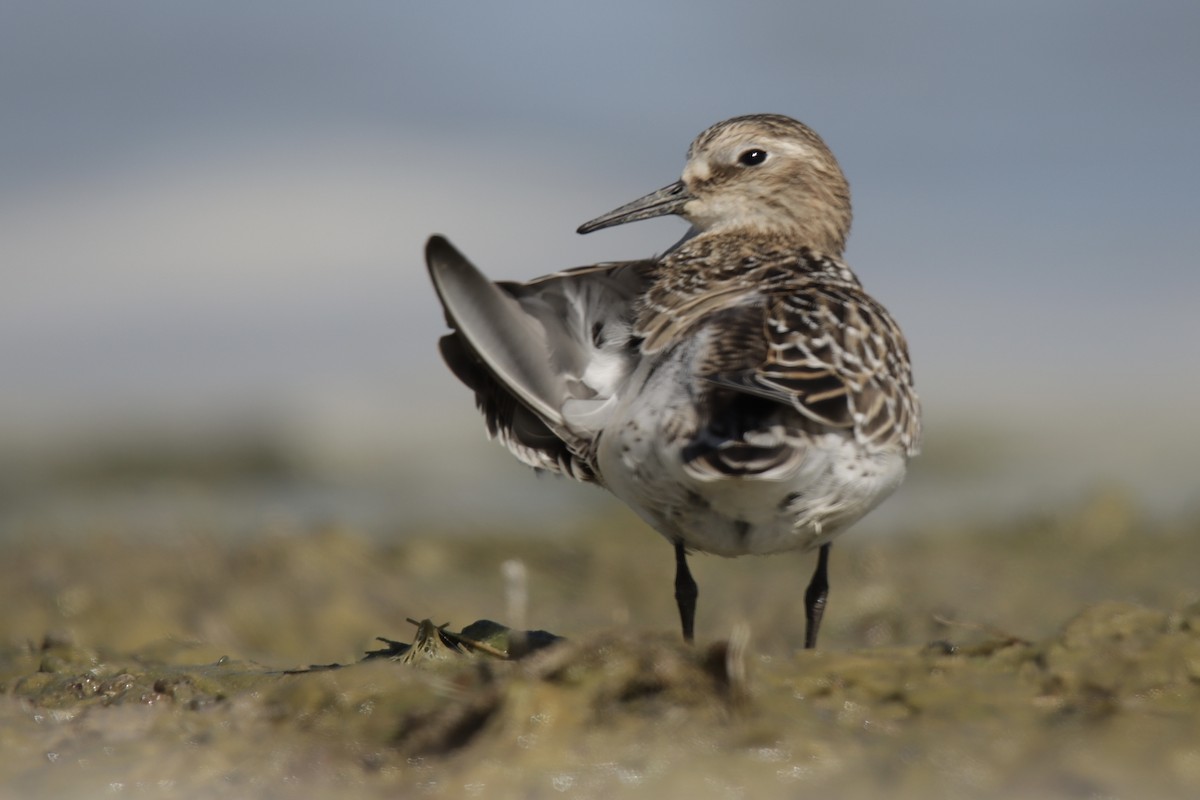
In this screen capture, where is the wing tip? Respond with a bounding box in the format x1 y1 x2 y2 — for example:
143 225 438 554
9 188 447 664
425 234 457 277
425 235 480 309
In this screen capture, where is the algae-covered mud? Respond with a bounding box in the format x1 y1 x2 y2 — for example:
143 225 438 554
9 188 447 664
2 492 1200 799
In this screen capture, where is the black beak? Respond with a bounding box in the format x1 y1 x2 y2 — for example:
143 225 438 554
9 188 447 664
577 180 692 234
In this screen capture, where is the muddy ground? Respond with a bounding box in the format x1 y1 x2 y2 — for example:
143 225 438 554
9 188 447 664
2 488 1199 799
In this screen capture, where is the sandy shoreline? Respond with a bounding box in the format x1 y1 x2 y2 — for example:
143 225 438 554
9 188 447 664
2 492 1199 798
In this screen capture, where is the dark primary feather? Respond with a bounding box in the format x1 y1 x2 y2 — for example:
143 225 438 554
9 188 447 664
437 331 593 479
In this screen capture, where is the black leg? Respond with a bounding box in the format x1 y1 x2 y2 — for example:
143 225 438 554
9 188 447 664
673 539 698 643
803 543 831 650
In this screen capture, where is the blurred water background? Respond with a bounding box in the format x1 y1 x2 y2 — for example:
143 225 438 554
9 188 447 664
4 2 1199 542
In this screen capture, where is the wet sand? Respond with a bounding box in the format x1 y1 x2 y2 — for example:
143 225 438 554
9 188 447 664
2 489 1199 798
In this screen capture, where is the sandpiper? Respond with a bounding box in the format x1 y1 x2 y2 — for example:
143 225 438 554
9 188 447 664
427 114 920 648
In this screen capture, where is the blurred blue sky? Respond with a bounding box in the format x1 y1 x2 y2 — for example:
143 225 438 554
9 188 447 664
3 2 1199 520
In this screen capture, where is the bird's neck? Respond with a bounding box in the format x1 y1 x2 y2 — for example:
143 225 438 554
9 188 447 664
659 230 860 289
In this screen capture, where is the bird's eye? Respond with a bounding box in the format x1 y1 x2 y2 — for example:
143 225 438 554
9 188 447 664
738 149 768 166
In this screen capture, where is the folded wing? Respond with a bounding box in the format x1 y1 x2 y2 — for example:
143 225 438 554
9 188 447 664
675 268 921 480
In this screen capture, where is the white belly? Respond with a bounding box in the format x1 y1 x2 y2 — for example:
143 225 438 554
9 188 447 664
594 358 908 557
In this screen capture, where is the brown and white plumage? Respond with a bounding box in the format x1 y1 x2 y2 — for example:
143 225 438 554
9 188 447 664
426 114 921 647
